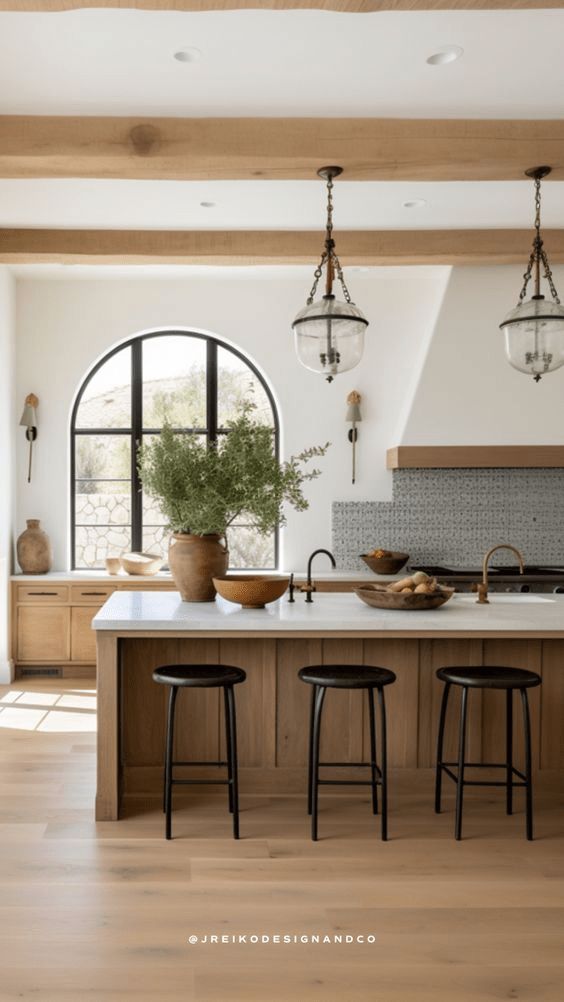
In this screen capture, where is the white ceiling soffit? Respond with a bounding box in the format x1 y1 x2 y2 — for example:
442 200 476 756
1 179 564 231
0 9 563 118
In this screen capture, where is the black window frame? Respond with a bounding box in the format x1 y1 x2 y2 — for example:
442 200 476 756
70 330 280 571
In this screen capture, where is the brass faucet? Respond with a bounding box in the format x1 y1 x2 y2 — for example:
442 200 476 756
474 544 525 604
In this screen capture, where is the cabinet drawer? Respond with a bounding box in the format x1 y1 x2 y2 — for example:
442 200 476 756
17 607 70 661
70 606 98 662
17 584 69 604
70 584 115 606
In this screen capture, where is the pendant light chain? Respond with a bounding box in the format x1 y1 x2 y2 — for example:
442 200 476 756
307 251 327 305
541 248 561 305
518 173 561 306
333 254 353 305
306 172 353 306
518 249 536 306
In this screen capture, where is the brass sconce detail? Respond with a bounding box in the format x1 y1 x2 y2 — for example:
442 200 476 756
20 393 38 484
346 390 362 484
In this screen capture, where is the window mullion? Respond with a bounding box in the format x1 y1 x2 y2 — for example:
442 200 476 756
131 339 143 552
206 338 218 444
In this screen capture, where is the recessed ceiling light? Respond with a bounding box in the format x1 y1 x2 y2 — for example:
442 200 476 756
402 199 427 209
426 46 463 66
200 201 216 208
173 47 202 64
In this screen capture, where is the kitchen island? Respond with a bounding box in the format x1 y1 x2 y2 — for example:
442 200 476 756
93 591 564 820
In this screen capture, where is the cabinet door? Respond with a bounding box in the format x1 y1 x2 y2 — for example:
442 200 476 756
17 607 71 662
70 606 99 663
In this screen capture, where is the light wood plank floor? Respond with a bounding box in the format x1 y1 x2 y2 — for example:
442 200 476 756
2 676 564 1002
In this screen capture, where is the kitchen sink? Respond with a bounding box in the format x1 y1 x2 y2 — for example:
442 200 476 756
455 594 554 604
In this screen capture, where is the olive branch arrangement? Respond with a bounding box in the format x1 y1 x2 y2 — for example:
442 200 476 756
139 404 329 537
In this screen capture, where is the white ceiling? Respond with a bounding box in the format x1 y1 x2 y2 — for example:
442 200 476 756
0 8 563 118
0 8 563 241
1 178 563 231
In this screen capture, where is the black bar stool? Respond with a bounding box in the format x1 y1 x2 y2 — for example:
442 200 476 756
298 665 396 841
152 664 246 840
434 666 541 841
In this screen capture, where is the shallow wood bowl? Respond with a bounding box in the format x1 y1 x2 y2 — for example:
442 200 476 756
213 575 290 609
360 552 409 575
353 582 455 611
119 552 163 576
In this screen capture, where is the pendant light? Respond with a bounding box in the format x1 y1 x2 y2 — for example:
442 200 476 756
500 166 564 382
292 166 368 383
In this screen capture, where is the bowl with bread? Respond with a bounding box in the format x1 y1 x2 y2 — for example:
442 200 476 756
354 571 454 611
360 549 409 575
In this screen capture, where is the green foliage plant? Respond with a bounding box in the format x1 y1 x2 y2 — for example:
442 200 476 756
138 405 329 538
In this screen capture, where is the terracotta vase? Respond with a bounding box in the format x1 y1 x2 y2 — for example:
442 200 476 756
17 519 53 574
168 533 229 602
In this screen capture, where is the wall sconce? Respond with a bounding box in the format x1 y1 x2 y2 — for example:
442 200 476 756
20 393 38 483
346 390 362 484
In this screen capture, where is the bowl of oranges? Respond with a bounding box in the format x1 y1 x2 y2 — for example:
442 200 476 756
360 548 409 575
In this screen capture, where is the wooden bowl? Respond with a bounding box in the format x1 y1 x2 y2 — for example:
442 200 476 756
360 552 409 575
353 582 455 611
213 575 290 609
119 552 163 576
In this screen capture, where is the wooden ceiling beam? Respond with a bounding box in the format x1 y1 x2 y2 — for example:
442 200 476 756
387 445 564 469
1 227 562 265
0 2 563 10
2 116 564 182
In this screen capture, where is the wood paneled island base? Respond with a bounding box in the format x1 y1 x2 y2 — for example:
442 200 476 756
94 593 564 821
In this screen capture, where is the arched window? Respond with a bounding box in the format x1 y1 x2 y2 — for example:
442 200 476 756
71 331 279 570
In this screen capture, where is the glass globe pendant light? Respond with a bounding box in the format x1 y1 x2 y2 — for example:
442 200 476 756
292 166 368 383
500 166 564 382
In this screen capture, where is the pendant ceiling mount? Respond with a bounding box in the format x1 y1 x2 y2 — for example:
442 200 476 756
316 165 343 182
292 165 368 383
524 165 551 181
500 164 564 382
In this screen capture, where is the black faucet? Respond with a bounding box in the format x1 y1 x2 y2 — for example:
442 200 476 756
303 548 337 603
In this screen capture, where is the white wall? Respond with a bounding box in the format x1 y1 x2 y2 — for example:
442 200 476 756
0 267 15 681
14 266 448 570
402 265 564 444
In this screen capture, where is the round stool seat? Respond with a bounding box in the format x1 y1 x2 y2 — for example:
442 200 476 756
152 664 246 688
437 666 541 690
298 665 396 689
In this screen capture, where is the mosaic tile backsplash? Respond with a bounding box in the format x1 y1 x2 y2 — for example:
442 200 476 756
332 468 564 571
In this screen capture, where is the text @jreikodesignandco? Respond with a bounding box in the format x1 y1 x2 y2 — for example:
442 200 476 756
187 934 375 945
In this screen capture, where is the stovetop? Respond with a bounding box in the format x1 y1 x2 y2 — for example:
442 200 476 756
410 564 564 578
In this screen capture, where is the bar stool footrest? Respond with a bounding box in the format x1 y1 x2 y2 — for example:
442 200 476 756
318 779 382 787
172 778 232 786
440 761 527 789
171 760 228 768
318 760 380 770
316 760 383 787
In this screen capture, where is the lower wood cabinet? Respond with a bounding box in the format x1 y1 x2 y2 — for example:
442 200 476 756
70 606 99 663
13 580 111 672
17 606 71 662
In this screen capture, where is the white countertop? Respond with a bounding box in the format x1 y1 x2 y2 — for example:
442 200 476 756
92 590 564 636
